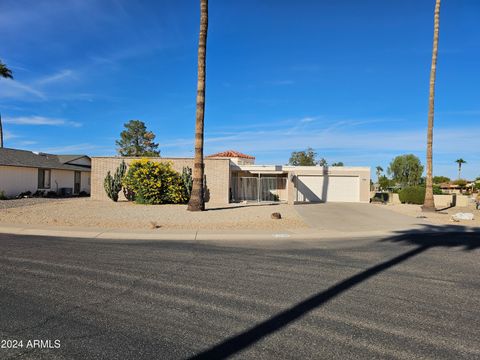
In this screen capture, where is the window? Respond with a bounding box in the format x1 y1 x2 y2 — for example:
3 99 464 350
38 169 51 189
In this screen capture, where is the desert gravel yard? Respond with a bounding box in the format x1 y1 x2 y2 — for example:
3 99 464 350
373 203 480 227
0 198 308 230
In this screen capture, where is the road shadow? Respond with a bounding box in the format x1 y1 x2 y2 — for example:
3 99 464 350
189 225 480 359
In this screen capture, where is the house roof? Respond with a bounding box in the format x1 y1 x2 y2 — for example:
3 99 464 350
206 150 255 159
56 155 89 163
0 148 91 172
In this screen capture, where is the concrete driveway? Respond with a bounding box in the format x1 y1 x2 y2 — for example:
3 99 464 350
295 202 426 232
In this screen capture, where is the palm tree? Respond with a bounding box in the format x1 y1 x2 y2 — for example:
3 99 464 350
0 60 13 148
375 166 383 182
187 0 208 212
0 61 13 79
455 158 466 179
423 0 441 212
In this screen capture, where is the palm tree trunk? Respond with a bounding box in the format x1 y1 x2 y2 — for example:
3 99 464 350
423 0 441 212
188 0 208 212
458 164 461 179
0 113 4 148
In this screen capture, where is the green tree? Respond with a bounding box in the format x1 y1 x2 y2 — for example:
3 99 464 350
375 166 384 183
378 175 395 191
116 120 160 157
317 158 328 167
433 175 450 184
331 162 344 166
188 0 208 212
423 0 441 212
0 60 13 149
455 158 466 179
387 154 424 187
289 148 317 166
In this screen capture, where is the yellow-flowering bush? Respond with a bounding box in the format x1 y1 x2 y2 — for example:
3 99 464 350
123 159 189 204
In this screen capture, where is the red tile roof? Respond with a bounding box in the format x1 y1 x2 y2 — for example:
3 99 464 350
206 150 255 159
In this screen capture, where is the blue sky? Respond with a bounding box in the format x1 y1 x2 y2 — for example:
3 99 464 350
1 0 479 179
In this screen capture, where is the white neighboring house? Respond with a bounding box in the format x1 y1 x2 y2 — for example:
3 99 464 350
0 148 91 198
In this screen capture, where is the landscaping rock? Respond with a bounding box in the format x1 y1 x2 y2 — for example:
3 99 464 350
271 212 282 220
451 213 474 221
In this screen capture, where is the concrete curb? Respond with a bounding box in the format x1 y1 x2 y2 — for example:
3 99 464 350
0 223 477 242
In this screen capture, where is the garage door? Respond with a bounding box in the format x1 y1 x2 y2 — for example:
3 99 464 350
296 175 360 202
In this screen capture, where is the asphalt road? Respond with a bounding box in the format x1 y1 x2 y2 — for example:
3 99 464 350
0 230 479 359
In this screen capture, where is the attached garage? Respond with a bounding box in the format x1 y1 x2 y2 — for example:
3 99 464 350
296 175 360 203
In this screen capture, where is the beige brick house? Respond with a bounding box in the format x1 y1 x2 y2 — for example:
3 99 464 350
91 150 370 205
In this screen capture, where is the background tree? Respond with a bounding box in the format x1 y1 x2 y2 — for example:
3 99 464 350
378 175 395 191
317 158 328 167
423 0 441 212
387 154 424 187
455 158 466 179
116 120 160 157
187 0 208 211
0 60 13 148
433 175 450 184
331 162 344 167
288 148 317 166
375 166 383 182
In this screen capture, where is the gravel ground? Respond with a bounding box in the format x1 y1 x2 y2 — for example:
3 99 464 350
373 203 480 226
0 197 73 209
0 198 308 230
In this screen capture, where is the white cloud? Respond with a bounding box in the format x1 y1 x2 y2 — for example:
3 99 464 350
2 130 18 140
0 80 46 100
36 69 75 85
39 143 113 155
4 116 82 127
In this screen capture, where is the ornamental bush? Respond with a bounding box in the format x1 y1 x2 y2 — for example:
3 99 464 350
399 186 425 204
123 159 188 205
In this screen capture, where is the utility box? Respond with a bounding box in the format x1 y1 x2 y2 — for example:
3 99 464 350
60 188 73 196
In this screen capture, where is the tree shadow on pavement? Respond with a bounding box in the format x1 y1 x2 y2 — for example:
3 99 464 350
189 224 480 360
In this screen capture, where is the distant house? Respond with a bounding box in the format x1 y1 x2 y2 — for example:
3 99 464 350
0 148 91 197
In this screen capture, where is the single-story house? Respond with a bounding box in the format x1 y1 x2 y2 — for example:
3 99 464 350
0 147 91 197
90 150 370 205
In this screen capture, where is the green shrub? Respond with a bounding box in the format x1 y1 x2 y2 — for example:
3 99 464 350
399 186 425 204
433 185 443 195
0 191 7 200
123 159 188 205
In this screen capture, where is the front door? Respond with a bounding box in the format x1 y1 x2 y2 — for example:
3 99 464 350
74 171 81 194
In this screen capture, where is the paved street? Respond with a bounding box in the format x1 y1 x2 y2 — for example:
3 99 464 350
0 229 479 359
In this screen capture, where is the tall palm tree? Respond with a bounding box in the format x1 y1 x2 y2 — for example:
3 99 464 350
455 158 466 179
375 166 383 182
0 60 13 148
187 0 208 212
423 0 441 212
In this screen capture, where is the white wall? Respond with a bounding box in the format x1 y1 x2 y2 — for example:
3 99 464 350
0 166 38 197
81 172 91 193
51 169 91 194
0 166 91 197
51 169 74 193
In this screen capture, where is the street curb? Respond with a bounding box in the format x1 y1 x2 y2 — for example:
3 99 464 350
0 223 478 242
